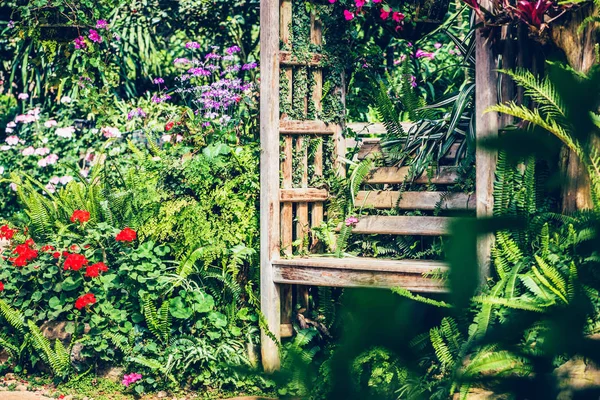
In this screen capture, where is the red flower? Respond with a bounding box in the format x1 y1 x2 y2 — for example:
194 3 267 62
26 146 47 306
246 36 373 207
70 244 79 252
53 252 61 259
70 210 90 224
515 0 553 27
116 227 137 242
165 121 175 131
0 282 4 291
10 240 38 267
0 225 16 240
41 245 55 252
85 262 108 278
63 253 89 271
75 293 96 310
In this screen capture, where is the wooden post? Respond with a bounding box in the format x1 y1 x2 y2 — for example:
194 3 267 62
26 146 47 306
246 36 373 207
475 5 497 282
260 0 281 372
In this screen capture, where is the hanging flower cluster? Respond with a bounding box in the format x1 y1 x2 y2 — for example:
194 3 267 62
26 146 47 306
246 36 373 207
116 227 137 242
70 210 91 224
333 0 405 31
10 239 38 267
73 19 111 51
75 293 96 310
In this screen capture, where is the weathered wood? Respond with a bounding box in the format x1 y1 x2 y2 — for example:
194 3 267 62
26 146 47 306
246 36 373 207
279 120 335 135
365 166 459 185
273 257 447 292
280 323 293 338
260 0 281 372
280 0 293 119
355 140 462 161
280 285 293 333
280 188 329 202
355 191 475 210
281 136 293 255
475 2 498 282
340 215 452 236
333 72 347 177
279 51 322 66
296 136 309 251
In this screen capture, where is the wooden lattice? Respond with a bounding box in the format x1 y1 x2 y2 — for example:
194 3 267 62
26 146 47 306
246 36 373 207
259 0 497 371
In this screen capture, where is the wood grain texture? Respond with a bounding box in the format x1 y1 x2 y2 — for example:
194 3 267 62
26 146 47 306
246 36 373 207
341 215 452 236
355 191 475 210
296 136 309 251
475 5 498 281
281 136 293 256
260 0 281 371
273 257 447 292
279 120 335 134
279 51 322 66
280 323 293 338
280 188 329 202
365 166 459 185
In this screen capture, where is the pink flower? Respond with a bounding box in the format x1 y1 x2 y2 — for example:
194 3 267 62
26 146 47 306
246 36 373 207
392 11 405 22
49 176 60 185
161 135 172 143
185 41 200 49
355 0 365 7
329 0 336 3
1 146 11 151
344 10 354 20
10 183 17 191
415 49 435 59
45 183 56 193
6 122 16 128
434 42 443 49
96 20 108 29
5 136 18 146
38 154 59 167
176 134 183 143
22 147 35 156
380 9 390 19
15 114 36 123
345 216 359 227
59 176 73 185
44 120 57 128
34 147 50 156
74 36 86 50
5 128 13 134
372 0 382 3
101 127 121 138
122 373 142 387
88 29 102 43
17 93 28 100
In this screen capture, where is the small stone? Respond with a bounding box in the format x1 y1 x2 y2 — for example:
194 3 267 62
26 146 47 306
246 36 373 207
157 391 167 398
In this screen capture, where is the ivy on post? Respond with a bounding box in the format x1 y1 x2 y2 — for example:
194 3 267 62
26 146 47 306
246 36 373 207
259 0 282 372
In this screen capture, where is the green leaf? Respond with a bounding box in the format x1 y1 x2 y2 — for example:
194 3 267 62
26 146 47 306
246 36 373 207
62 277 82 291
48 297 61 309
190 291 214 314
169 297 193 319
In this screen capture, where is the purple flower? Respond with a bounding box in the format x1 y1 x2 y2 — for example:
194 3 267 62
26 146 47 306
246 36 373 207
7 20 14 29
185 41 200 49
410 75 417 88
226 45 241 54
88 29 102 43
122 373 142 387
96 20 108 29
153 77 164 84
17 93 29 100
205 53 221 60
127 108 146 120
345 216 359 227
174 58 190 64
415 49 435 60
242 62 258 70
74 36 86 49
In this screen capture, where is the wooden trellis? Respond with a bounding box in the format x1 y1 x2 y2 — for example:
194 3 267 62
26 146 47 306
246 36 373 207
259 0 497 370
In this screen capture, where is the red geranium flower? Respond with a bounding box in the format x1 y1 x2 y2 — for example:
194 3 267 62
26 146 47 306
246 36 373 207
41 245 55 252
85 262 108 278
165 121 175 131
53 252 61 259
70 210 90 224
0 225 16 240
116 227 137 242
63 253 89 271
75 293 96 310
10 239 38 267
0 282 4 291
70 244 79 252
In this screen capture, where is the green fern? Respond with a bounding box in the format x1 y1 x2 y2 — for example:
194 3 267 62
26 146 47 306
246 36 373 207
142 296 171 344
0 298 25 333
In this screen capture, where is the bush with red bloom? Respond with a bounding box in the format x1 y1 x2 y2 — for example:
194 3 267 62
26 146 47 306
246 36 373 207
0 225 16 240
0 282 4 291
63 253 89 271
75 293 96 310
10 240 38 267
165 121 175 131
53 252 61 259
116 227 137 242
85 262 108 278
41 245 55 252
70 210 91 224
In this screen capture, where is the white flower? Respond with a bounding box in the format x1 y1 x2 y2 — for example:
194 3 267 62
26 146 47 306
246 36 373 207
17 93 29 100
176 135 183 142
101 126 121 138
152 156 161 161
42 138 48 144
55 127 75 138
38 158 47 167
90 128 99 134
0 166 4 175
46 154 59 165
59 175 73 185
60 96 72 104
15 114 36 123
9 183 17 191
6 122 16 128
22 146 35 156
161 135 172 142
1 146 11 151
34 147 50 156
80 169 89 178
5 128 13 134
44 120 57 128
5 136 19 145
49 176 60 185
